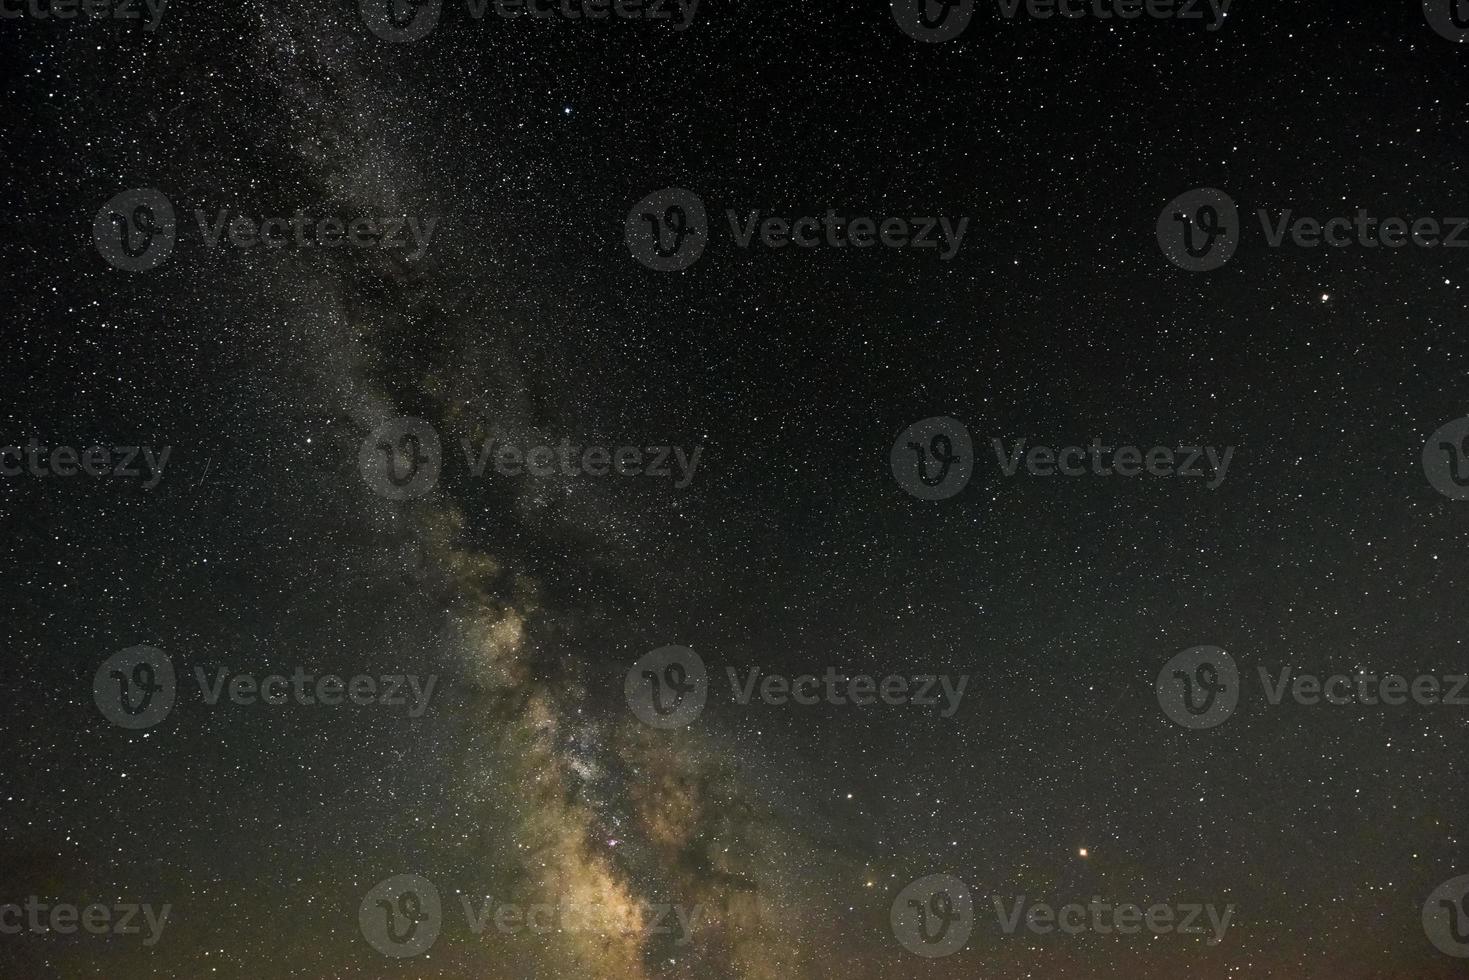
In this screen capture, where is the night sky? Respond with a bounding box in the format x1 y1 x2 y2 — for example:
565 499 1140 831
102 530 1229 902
3 0 1469 977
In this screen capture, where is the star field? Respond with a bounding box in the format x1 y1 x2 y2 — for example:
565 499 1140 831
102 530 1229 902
2 1 1469 978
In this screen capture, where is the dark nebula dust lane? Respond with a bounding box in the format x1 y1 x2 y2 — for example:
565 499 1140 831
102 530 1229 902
3 1 1469 978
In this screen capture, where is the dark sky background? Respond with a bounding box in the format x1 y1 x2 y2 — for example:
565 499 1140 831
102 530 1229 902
3 0 1469 977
